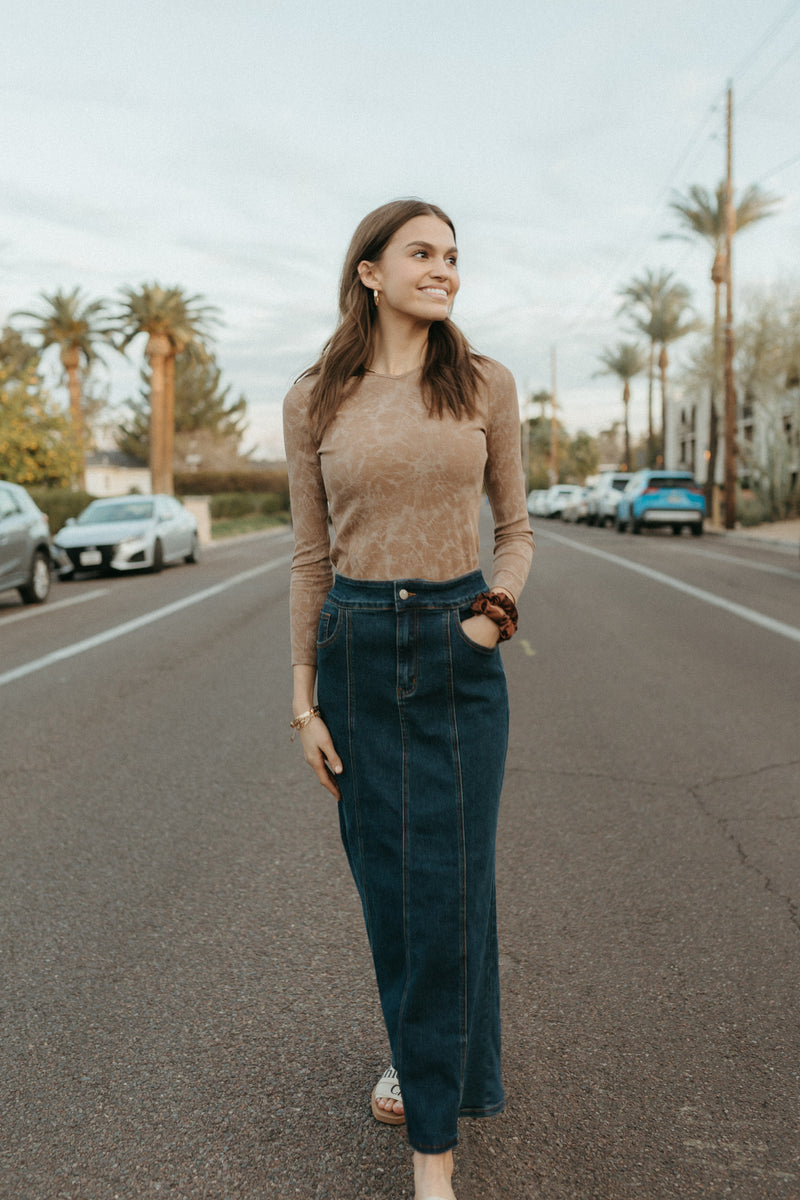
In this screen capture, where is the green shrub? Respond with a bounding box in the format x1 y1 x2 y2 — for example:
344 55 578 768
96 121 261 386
175 468 289 508
209 493 258 519
28 488 95 533
737 491 770 527
258 492 284 514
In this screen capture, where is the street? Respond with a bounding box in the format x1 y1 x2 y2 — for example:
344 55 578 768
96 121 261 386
1 519 799 1199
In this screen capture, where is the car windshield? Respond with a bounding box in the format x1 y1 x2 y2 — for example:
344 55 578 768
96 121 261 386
612 479 628 491
77 500 155 524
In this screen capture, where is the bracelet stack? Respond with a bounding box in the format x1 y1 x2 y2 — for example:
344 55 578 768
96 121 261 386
469 591 519 641
290 705 321 740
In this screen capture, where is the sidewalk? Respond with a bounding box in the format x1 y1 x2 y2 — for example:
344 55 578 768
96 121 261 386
708 516 800 554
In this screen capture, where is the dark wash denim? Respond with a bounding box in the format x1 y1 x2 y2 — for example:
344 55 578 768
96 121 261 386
316 570 509 1153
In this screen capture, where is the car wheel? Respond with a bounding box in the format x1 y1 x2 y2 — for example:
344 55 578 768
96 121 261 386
672 524 682 536
616 515 627 532
631 518 641 534
151 539 164 573
19 550 51 604
691 523 703 537
185 533 200 563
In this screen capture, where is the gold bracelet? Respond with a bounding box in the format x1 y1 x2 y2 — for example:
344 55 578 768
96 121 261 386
289 705 321 740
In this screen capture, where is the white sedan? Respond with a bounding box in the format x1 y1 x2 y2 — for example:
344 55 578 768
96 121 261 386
54 495 200 577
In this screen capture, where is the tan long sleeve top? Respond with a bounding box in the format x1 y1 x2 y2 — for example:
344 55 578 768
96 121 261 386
283 358 534 666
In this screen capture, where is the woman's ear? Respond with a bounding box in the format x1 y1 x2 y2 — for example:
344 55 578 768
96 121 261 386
357 259 379 290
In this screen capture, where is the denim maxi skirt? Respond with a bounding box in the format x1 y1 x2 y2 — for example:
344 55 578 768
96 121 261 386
315 570 509 1153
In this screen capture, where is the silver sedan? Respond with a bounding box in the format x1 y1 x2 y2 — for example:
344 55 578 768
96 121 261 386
54 495 200 577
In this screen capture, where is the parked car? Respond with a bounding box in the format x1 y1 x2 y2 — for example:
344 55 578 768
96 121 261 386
616 470 705 536
53 494 200 576
545 484 584 518
526 489 549 517
0 480 53 604
561 486 590 523
587 472 631 526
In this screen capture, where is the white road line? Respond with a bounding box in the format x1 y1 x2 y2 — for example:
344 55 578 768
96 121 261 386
0 557 291 689
0 588 110 625
541 530 800 645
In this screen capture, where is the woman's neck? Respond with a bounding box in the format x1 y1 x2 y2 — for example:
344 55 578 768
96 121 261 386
368 317 429 378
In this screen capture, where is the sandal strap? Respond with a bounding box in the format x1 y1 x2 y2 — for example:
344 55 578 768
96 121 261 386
373 1065 402 1102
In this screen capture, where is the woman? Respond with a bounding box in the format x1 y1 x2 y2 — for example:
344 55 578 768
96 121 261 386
283 199 533 1200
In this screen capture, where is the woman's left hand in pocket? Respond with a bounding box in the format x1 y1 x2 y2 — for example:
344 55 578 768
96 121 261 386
460 613 501 649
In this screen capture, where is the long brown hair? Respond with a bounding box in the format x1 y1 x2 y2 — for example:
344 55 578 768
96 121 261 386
302 199 486 439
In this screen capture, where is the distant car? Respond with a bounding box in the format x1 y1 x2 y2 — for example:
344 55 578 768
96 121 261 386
561 486 590 523
616 470 705 536
545 484 584 518
587 472 632 526
54 494 200 576
526 489 549 517
0 480 53 604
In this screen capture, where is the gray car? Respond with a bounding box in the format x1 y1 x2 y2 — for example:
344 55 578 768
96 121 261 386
0 480 53 604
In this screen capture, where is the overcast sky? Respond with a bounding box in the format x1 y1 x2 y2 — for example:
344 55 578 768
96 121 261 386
2 0 799 459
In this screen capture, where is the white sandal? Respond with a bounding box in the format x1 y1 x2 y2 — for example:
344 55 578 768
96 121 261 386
370 1065 405 1125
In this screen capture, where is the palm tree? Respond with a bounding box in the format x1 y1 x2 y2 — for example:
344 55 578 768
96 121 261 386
595 342 647 469
618 269 685 462
115 285 218 494
13 287 111 487
668 182 780 512
620 271 699 464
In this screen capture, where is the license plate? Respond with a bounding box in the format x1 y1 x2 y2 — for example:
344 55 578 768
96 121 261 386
668 491 684 504
80 548 103 566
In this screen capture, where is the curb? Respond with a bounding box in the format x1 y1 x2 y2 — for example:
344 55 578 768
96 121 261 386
706 527 800 556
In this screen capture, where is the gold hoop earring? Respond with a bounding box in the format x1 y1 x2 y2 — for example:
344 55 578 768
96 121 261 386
373 290 380 307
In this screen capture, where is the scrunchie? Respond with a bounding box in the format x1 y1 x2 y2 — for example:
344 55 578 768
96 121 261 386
469 590 519 641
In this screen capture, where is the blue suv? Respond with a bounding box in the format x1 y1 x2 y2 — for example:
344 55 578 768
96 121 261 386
616 470 705 537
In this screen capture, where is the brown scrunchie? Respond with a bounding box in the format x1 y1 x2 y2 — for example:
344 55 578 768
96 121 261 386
469 590 519 641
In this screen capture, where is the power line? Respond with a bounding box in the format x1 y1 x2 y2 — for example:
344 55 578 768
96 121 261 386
729 0 800 82
738 27 800 109
558 93 724 336
757 149 800 182
557 2 800 342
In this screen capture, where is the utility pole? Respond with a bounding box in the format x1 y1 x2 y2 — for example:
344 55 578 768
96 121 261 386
723 82 737 529
549 345 558 485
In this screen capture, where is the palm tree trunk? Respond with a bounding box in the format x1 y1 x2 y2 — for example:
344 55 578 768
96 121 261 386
647 342 655 466
659 346 668 466
622 381 631 469
705 281 723 519
61 345 86 489
164 352 176 496
146 333 170 494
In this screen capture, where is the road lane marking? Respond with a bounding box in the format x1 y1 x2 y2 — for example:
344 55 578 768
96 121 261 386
518 638 536 657
0 589 110 625
541 530 800 646
0 557 291 689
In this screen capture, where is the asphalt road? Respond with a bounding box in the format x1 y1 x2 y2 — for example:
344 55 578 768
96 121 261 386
1 519 799 1200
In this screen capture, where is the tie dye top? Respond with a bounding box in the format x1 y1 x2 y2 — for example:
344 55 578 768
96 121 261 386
282 358 534 666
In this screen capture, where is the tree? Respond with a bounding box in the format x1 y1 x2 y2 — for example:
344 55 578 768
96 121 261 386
620 270 699 464
117 349 248 464
13 287 112 487
0 330 81 487
115 285 219 493
595 342 646 469
668 182 779 510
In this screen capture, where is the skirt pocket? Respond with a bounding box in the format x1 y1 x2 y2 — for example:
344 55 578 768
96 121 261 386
454 604 500 656
317 600 344 650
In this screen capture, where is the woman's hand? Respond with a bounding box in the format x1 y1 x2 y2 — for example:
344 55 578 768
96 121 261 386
460 612 501 649
297 716 343 800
